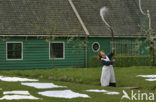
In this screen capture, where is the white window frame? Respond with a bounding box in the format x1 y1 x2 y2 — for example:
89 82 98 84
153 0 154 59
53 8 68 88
92 42 100 52
6 42 23 60
49 42 65 60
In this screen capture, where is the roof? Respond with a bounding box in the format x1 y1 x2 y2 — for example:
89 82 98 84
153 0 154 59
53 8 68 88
142 0 156 33
0 0 85 36
73 0 142 37
0 0 155 37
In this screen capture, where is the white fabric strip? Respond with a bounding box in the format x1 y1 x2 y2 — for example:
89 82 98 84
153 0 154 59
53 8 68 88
0 76 38 82
21 83 67 89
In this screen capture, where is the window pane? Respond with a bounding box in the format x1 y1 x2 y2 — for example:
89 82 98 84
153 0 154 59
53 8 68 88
110 41 140 56
50 43 64 58
7 43 22 59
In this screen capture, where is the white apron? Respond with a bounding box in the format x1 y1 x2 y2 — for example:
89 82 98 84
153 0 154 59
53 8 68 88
100 56 116 86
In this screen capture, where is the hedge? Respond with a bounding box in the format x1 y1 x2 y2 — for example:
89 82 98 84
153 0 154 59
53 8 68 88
89 56 154 67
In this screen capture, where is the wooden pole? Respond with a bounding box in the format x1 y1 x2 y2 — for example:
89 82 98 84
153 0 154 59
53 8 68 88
110 27 114 47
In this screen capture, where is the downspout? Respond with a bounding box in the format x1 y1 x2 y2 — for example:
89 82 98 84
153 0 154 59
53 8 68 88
68 0 90 67
147 10 154 66
147 10 152 30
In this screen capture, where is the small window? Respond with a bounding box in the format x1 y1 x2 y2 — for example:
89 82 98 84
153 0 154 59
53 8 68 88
50 42 64 59
6 42 23 60
110 41 140 56
92 42 100 52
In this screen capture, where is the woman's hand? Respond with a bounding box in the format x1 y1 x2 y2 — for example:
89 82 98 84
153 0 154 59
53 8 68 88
112 48 115 53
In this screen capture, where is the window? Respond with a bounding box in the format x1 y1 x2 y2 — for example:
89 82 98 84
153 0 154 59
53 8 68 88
6 42 23 60
110 41 140 56
92 42 100 52
49 42 64 59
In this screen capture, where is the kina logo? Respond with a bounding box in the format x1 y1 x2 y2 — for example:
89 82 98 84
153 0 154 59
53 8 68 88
121 90 154 101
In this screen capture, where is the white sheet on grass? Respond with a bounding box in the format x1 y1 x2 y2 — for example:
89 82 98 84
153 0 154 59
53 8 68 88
86 89 120 95
105 92 120 95
86 89 108 93
3 91 30 95
0 95 39 100
145 78 156 81
0 76 38 82
38 90 90 99
21 82 66 89
137 75 156 78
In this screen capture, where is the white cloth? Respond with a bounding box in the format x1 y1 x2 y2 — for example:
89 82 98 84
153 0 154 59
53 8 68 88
0 95 39 100
3 91 30 95
86 89 108 93
21 83 66 89
137 75 156 78
100 56 116 86
105 92 120 95
0 90 39 100
86 89 120 95
38 90 90 99
145 78 156 81
0 76 38 82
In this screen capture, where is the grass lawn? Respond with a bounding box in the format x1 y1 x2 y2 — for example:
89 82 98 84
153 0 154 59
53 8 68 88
0 66 156 102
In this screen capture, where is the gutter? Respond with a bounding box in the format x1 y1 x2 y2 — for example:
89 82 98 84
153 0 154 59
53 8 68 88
0 34 86 37
0 34 147 38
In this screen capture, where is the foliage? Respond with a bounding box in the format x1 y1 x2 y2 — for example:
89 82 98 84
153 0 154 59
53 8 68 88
89 56 154 67
89 56 102 67
114 56 151 67
0 37 9 42
0 67 156 102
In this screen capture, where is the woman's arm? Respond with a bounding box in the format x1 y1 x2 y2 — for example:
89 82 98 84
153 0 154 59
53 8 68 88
107 48 115 59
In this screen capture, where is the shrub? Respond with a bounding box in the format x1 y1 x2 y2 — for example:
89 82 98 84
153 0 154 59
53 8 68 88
113 56 151 67
89 56 153 67
89 56 102 67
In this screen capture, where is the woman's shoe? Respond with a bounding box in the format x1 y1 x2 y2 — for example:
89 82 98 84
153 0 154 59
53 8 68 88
109 83 116 87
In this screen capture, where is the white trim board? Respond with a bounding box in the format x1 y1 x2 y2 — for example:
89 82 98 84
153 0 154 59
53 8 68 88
6 42 23 61
68 0 90 36
49 41 65 60
92 42 100 52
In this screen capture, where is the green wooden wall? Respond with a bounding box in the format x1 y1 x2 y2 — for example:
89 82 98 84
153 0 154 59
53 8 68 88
87 37 149 67
0 37 149 70
0 37 86 70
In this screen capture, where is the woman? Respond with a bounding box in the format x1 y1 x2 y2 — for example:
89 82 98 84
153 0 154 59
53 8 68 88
98 48 116 87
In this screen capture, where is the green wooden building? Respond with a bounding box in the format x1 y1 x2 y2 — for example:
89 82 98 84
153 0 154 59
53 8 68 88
0 0 155 69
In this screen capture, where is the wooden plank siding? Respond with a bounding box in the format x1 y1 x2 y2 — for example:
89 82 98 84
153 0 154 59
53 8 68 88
87 37 149 67
0 37 86 70
0 37 149 70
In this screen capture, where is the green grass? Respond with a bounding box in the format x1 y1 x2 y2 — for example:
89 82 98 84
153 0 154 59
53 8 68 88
0 66 156 102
